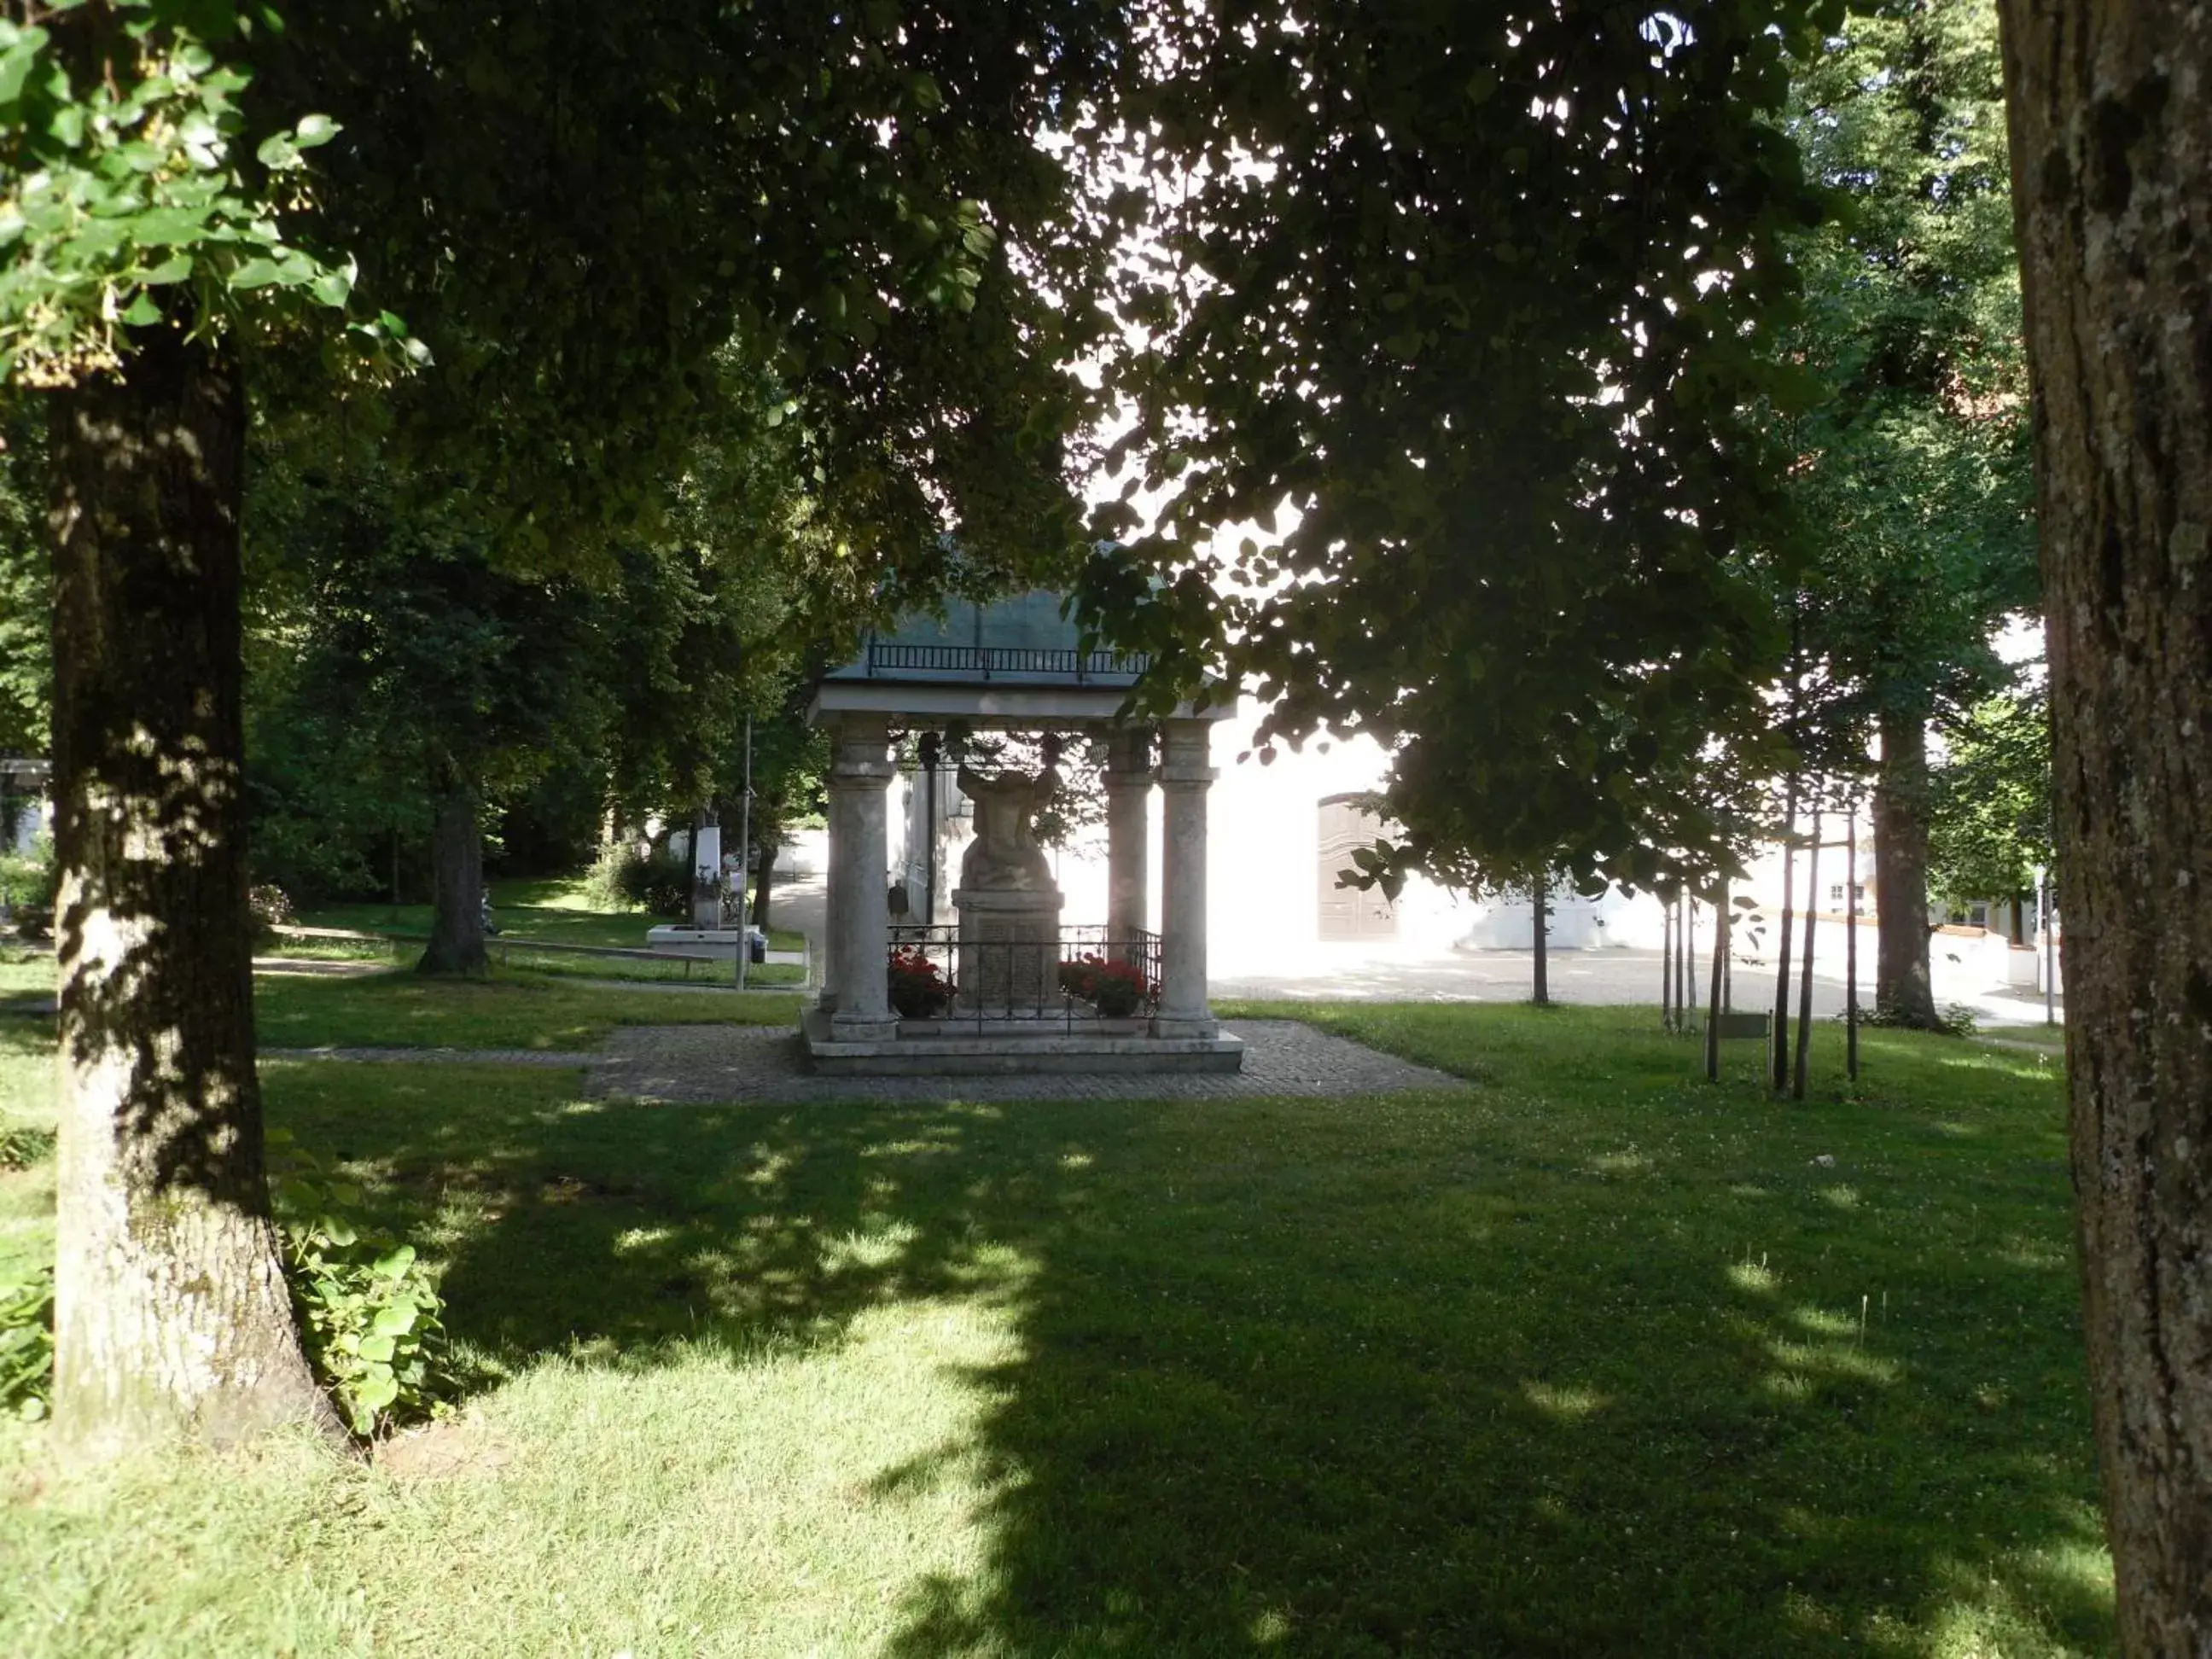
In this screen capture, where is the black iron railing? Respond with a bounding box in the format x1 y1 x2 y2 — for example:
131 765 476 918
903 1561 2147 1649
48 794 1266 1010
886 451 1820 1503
886 924 1162 1032
865 641 1149 681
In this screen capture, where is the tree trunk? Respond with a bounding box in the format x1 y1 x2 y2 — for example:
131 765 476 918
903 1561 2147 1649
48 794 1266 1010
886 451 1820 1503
751 841 777 928
1795 806 1821 1101
1773 772 1800 1094
418 778 487 975
1705 879 1728 1083
1847 799 1860 1082
1530 881 1550 1006
48 317 338 1458
1873 706 1941 1027
2000 3 2212 1647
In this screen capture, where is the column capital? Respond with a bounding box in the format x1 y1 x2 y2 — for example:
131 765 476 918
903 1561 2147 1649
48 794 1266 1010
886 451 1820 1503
1156 718 1215 787
829 713 896 786
1104 724 1155 782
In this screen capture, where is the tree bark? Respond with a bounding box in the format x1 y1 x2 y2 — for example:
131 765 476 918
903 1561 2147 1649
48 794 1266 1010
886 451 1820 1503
1873 706 1942 1027
751 840 777 929
2000 3 2212 1647
1530 881 1550 1006
1773 772 1799 1094
1705 879 1728 1083
418 777 487 975
48 317 338 1458
1795 806 1821 1101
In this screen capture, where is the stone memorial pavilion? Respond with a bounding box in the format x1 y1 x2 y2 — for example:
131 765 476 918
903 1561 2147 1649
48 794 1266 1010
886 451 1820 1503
802 591 1242 1075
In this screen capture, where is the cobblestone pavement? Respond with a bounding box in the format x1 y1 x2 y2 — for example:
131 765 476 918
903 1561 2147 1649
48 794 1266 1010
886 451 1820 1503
264 1021 1471 1104
586 1019 1469 1104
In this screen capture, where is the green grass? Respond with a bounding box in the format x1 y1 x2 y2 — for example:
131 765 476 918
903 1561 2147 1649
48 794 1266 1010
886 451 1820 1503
1 949 800 1050
0 998 2109 1656
299 874 807 955
255 969 803 1050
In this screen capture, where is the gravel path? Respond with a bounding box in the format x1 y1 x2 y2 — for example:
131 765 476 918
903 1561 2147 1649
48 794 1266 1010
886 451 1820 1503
262 1019 1470 1104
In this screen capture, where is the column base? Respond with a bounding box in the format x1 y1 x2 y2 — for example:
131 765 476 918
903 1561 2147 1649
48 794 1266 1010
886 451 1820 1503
830 1012 899 1041
1150 1013 1220 1039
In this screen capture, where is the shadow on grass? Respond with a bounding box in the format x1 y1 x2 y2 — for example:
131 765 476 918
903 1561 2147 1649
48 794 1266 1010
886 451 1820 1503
263 1012 2112 1658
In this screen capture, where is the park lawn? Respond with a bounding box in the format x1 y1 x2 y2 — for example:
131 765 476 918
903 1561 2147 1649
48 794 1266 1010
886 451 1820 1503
0 951 802 1051
255 969 805 1051
0 1001 2110 1657
298 875 808 955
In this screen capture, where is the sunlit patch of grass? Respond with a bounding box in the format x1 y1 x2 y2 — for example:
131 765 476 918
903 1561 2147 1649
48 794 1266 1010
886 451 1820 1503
1729 1260 1783 1294
1522 1380 1608 1421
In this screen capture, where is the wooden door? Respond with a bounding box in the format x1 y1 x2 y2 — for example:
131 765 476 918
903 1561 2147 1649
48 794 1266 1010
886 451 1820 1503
1317 797 1398 940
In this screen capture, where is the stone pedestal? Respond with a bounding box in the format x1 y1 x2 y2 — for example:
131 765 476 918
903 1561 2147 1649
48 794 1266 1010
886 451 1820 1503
953 887 1064 1012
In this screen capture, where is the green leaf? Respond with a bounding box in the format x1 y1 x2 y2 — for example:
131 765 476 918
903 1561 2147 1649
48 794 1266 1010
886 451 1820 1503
292 114 340 148
370 1301 418 1336
228 256 285 289
119 291 161 326
358 1333 397 1364
372 1244 416 1278
354 1371 399 1412
0 32 47 108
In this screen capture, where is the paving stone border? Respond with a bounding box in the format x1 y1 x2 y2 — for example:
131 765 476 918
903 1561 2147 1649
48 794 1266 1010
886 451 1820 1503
262 1047 592 1068
590 1019 1468 1104
263 1019 1471 1104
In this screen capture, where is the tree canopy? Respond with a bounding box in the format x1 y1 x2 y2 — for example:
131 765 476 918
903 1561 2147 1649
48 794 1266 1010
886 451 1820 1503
1079 0 1837 897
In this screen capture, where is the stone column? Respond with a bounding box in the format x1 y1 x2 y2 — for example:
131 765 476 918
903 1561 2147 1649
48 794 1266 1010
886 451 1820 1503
827 713 899 1039
1152 718 1217 1039
1105 725 1153 959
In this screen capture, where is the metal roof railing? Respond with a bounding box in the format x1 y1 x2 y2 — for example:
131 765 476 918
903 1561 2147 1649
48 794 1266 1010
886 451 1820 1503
865 641 1150 681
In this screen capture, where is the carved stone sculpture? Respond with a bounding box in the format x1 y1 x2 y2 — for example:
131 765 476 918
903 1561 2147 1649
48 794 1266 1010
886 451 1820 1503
955 761 1059 892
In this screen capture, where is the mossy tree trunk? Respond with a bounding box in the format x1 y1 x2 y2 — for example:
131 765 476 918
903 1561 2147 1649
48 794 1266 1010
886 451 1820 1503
2000 0 2212 1646
48 315 339 1458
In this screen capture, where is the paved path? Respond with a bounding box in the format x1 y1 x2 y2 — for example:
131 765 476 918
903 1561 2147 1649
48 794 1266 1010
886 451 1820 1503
263 1046 592 1068
262 1019 1470 1104
769 847 2060 1030
588 1019 1467 1103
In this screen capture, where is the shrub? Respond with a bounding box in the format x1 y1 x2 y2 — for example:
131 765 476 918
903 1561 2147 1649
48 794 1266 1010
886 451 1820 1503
888 946 952 1018
272 1133 452 1439
0 1263 53 1422
589 842 692 917
581 841 642 911
2 833 56 939
248 884 296 941
0 1123 55 1170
